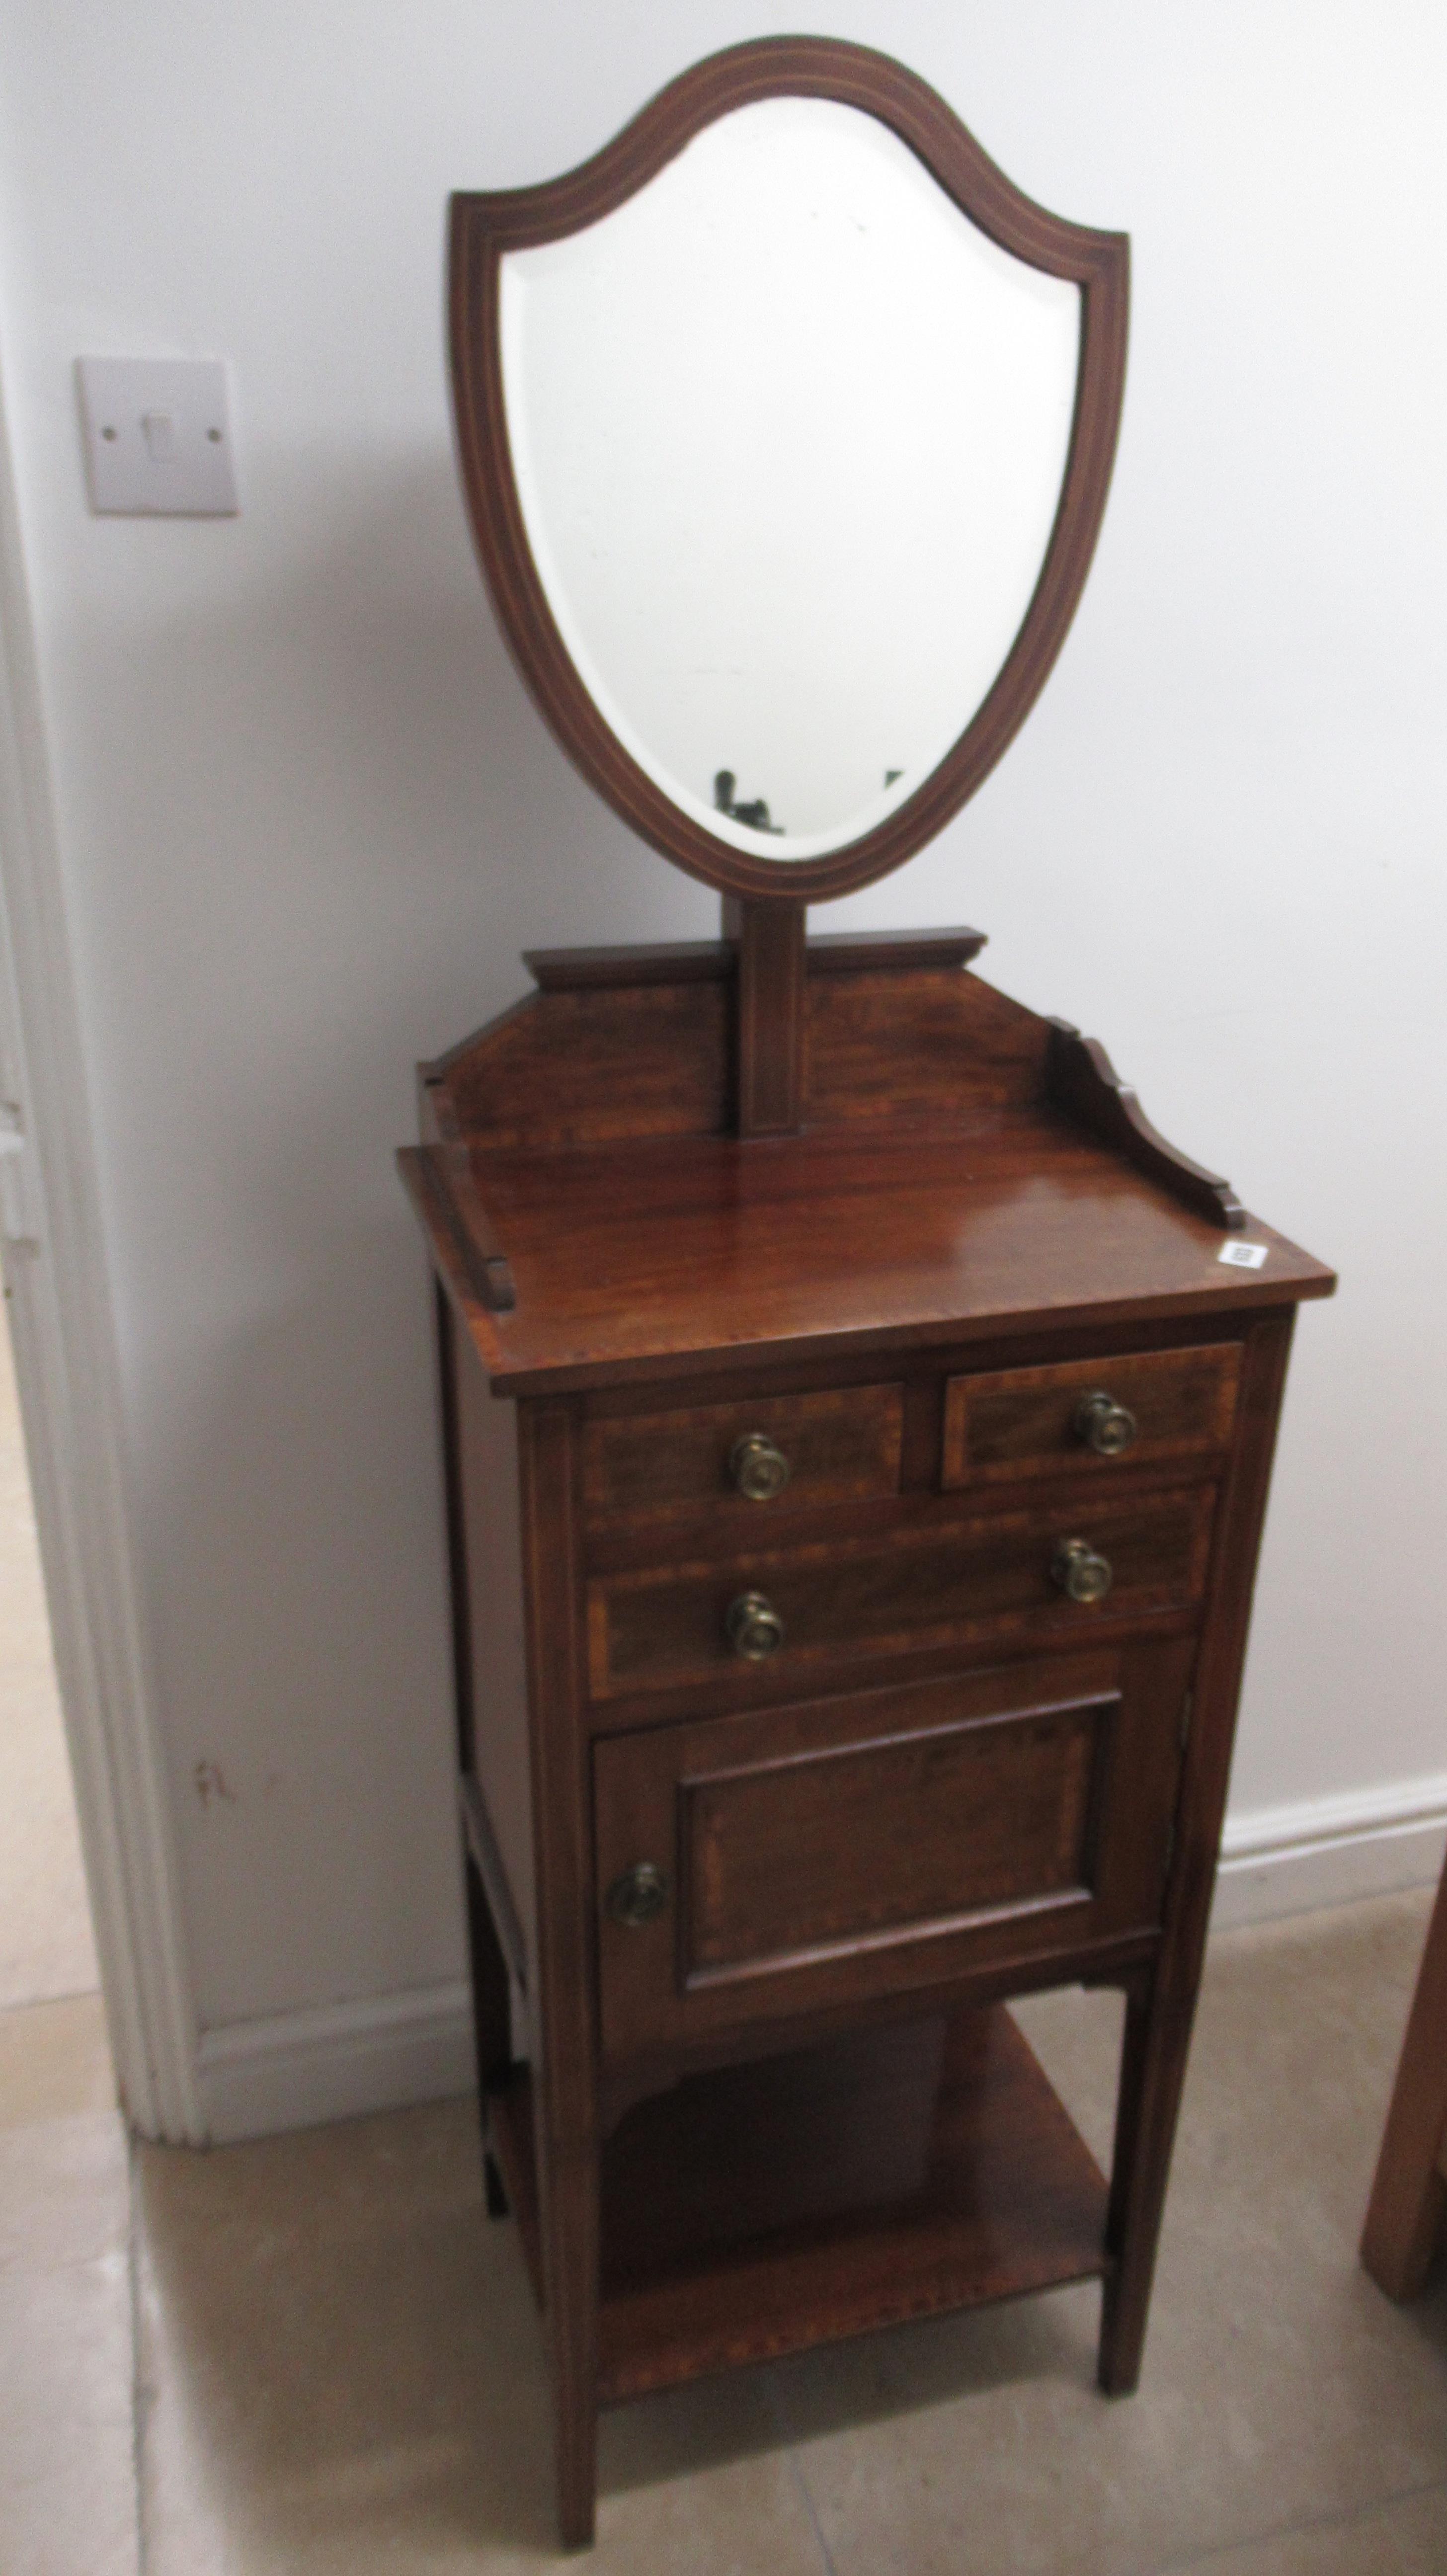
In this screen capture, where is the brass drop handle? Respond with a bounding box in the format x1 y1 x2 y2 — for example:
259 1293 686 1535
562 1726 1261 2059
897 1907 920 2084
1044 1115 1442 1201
1073 1390 1138 1457
606 1861 669 1928
1051 1537 1114 1605
730 1432 792 1501
725 1589 785 1660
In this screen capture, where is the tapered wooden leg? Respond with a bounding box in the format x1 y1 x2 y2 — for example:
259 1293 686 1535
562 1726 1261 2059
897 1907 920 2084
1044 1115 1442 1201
465 1846 512 2089
1098 1907 1224 2392
534 2115 600 2547
1099 1947 1230 2391
517 1400 601 2548
1100 1312 1300 2393
463 1838 597 2536
463 1847 513 2204
1098 1974 1170 2392
1361 1854 1447 2298
438 1283 520 2208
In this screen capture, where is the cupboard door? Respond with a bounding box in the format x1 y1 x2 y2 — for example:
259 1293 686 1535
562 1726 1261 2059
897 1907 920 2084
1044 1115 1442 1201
593 1640 1193 2061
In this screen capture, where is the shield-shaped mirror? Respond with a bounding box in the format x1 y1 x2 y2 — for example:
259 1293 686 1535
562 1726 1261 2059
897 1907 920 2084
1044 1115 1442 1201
450 39 1127 902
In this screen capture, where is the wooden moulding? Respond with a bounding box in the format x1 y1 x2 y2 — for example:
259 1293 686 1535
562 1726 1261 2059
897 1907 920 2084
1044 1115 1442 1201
402 1140 517 1313
522 927 988 988
449 35 1129 905
1046 1019 1245 1231
488 2001 1109 2403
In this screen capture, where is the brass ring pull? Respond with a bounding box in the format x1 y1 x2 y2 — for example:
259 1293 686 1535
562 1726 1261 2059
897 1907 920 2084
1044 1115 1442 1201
606 1861 669 1928
730 1432 792 1501
1051 1537 1114 1605
1073 1390 1138 1457
725 1589 785 1659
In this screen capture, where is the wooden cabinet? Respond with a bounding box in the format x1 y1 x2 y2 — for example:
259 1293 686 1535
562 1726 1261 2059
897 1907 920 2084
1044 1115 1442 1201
400 932 1334 2545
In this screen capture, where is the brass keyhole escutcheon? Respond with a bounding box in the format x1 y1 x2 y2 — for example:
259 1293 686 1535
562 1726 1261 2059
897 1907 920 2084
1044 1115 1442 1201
1073 1390 1137 1456
606 1861 669 1928
1051 1536 1114 1605
725 1589 785 1659
730 1432 792 1501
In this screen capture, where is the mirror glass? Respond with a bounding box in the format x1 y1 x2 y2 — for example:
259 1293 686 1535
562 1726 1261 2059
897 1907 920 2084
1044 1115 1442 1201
499 97 1082 863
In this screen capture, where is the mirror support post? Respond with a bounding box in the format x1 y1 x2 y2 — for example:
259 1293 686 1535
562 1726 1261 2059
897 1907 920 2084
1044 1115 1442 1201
724 896 806 1138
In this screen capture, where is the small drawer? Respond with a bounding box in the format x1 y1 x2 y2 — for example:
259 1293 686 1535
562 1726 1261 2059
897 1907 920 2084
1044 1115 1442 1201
582 1383 903 1536
942 1343 1240 1489
593 1640 1194 2060
587 1485 1215 1702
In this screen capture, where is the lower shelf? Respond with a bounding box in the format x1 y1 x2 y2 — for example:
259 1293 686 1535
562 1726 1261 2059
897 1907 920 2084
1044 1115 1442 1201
489 2001 1111 2406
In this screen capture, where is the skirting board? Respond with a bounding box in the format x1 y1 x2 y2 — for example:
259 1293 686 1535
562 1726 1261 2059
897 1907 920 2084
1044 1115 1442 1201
196 1980 475 2145
191 1778 1447 2143
1212 1773 1447 1934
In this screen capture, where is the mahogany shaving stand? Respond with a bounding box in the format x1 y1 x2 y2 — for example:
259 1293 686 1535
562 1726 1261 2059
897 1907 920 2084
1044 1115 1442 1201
401 918 1333 2545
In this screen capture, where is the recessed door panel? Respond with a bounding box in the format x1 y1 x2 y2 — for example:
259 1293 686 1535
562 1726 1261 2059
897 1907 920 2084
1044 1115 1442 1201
685 1698 1104 1974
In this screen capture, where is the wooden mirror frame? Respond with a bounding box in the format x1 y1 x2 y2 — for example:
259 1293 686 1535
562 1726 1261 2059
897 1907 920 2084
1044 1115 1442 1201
449 35 1128 906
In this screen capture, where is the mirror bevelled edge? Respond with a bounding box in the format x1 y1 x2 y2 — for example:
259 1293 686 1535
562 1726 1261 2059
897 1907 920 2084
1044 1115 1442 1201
448 35 1128 905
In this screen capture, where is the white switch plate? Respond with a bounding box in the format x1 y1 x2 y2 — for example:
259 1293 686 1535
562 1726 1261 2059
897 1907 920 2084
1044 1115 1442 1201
77 357 239 516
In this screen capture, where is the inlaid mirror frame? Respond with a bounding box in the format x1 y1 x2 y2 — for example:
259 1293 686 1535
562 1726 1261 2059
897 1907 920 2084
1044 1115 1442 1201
449 35 1129 906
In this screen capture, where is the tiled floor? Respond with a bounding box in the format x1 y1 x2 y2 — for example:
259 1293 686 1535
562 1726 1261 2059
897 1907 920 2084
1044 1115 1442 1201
0 1316 99 2010
1 1891 1444 2573
0 1307 127 2574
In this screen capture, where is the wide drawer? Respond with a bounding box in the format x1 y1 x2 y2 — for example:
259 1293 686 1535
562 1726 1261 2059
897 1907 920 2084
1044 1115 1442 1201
587 1484 1216 1702
582 1382 903 1537
942 1343 1241 1489
593 1641 1194 2061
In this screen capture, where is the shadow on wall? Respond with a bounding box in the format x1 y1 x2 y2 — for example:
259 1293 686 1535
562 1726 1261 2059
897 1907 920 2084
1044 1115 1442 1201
74 452 714 2035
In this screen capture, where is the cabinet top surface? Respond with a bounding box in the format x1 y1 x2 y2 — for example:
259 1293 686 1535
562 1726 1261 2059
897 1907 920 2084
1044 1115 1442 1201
409 1114 1334 1398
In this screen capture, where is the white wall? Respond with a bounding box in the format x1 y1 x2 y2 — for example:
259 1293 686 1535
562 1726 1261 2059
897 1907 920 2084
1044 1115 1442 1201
0 2 1441 2129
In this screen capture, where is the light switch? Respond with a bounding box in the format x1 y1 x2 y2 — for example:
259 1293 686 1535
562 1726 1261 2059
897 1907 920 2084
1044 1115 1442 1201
77 358 239 516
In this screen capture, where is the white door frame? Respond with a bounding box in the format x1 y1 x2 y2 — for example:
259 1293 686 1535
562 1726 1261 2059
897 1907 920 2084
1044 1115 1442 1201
0 352 202 2144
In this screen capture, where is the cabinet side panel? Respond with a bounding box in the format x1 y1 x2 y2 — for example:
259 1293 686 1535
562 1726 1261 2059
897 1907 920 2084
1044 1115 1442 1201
455 1330 537 1977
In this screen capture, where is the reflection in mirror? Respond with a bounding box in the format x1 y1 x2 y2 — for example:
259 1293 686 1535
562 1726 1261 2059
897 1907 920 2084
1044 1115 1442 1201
499 97 1081 864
